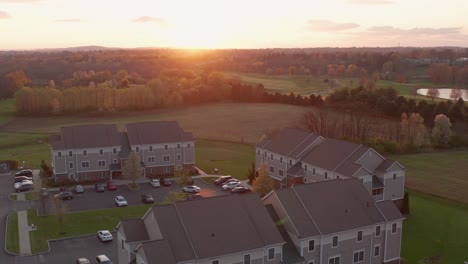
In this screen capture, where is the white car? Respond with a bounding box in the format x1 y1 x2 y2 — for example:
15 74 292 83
114 196 127 207
95 255 113 264
222 181 241 190
149 179 160 188
97 230 113 242
182 185 201 193
14 180 33 189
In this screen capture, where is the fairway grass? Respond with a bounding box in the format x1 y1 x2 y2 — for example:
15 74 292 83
402 191 468 264
28 205 152 253
0 98 15 126
392 151 468 204
6 212 19 254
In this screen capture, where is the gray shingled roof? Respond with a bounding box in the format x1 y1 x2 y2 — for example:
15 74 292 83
141 193 284 263
51 124 120 150
120 218 149 243
126 121 194 145
256 128 320 157
274 179 389 236
376 200 405 221
138 240 177 264
286 162 304 177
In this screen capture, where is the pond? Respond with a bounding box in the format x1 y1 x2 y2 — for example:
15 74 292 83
417 88 468 100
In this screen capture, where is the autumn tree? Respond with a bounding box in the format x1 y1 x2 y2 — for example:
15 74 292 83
432 114 452 146
253 162 274 198
428 64 452 84
174 168 193 185
449 88 462 101
401 113 427 146
122 151 144 186
0 70 31 98
426 88 440 101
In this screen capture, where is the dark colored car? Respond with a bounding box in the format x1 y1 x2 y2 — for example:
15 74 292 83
55 191 73 200
160 178 173 186
186 193 203 200
14 176 33 183
231 186 251 194
15 169 33 177
74 185 84 193
214 176 233 186
107 181 117 191
141 194 154 204
95 184 105 192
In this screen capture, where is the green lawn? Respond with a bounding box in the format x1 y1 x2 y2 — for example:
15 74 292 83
6 212 19 254
195 139 254 179
25 191 39 201
0 139 50 169
402 191 468 264
0 98 15 126
391 151 468 204
28 205 153 253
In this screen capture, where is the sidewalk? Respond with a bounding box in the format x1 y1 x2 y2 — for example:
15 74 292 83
17 210 32 255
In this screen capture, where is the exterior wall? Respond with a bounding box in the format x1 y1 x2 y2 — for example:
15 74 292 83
301 236 321 262
76 170 110 182
361 175 373 193
255 148 289 181
197 246 282 264
145 166 175 178
286 175 304 186
383 170 405 200
132 141 195 171
302 163 338 183
142 212 163 240
117 230 130 264
321 227 373 264
384 221 403 263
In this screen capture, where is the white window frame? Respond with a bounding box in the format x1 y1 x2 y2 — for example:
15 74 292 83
270 154 273 160
267 247 275 260
99 149 103 156
325 172 328 179
163 167 170 173
308 239 315 252
211 260 219 264
353 250 365 263
177 144 181 149
357 230 363 242
269 166 275 173
328 255 340 264
332 235 338 248
309 261 315 264
187 143 191 148
165 145 168 151
257 150 260 155
304 165 308 171
374 245 380 257
393 173 396 180
391 223 397 234
83 150 87 157
163 155 170 162
375 225 381 237
69 151 73 157
280 157 283 163
135 146 140 153
57 152 62 158
177 154 181 161
148 156 155 163
243 253 251 264
313 167 315 175
98 160 106 167
279 169 284 176
149 146 153 152
81 161 90 168
99 171 105 178
69 162 73 169
113 148 117 154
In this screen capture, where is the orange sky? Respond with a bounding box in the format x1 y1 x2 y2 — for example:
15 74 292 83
1 0 468 49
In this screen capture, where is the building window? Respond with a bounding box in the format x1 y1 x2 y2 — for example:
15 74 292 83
257 150 260 155
393 173 396 180
165 145 168 151
280 157 283 163
121 240 124 250
135 147 140 153
325 172 328 179
187 143 191 149
163 167 170 173
357 231 363 242
99 171 105 178
374 245 380 257
289 160 292 166
113 159 117 164
264 152 267 157
304 178 308 183
69 162 73 169
81 161 90 168
148 156 155 163
332 236 338 248
99 149 103 155
98 160 106 167
269 166 275 173
177 144 181 149
163 155 170 162
308 240 315 251
375 226 381 237
270 154 273 160
353 250 364 263
149 146 153 151
329 256 340 264
69 151 73 157
304 165 308 171
83 150 87 156
268 248 275 260
177 154 181 161
279 169 284 176
309 261 314 264
58 152 62 158
243 254 251 264
392 223 397 233
313 168 315 175
113 148 117 154
211 260 219 264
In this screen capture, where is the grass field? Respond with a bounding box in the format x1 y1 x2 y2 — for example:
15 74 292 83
28 205 153 253
195 139 254 179
6 212 19 254
392 151 468 204
402 191 468 264
0 99 15 126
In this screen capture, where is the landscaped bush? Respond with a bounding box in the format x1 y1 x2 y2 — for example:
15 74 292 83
0 159 19 170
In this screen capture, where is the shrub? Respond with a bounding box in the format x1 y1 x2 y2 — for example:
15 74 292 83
0 160 19 170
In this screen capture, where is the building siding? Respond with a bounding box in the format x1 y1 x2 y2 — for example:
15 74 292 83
384 222 402 262
383 171 405 200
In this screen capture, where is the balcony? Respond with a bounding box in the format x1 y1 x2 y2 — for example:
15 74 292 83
372 188 384 201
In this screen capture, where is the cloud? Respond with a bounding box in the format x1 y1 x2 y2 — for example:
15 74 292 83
54 18 82 23
367 26 462 36
133 16 165 24
307 20 359 32
0 0 41 3
348 0 393 4
0 11 10 19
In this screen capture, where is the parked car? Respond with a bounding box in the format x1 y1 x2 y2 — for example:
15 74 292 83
15 183 33 193
214 176 232 186
95 184 105 192
14 176 33 183
223 179 240 185
74 185 84 193
222 181 241 191
160 178 173 186
107 181 117 191
54 191 73 200
182 185 201 193
149 179 160 188
114 196 127 207
97 230 113 242
186 193 203 200
14 180 33 189
231 186 251 194
141 194 154 204
76 257 91 264
15 169 33 177
95 255 113 264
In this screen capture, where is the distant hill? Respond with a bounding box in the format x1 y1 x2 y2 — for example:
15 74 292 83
35 45 120 52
